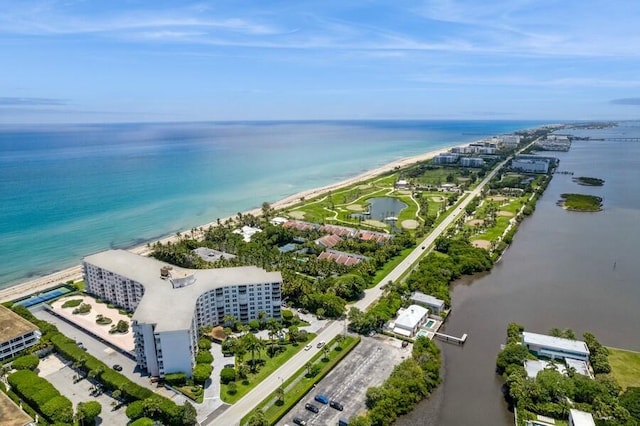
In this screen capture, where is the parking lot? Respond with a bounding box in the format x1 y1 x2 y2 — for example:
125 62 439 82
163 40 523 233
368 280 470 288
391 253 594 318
39 354 128 425
277 335 410 426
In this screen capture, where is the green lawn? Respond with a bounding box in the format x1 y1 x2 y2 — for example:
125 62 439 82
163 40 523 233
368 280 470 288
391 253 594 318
608 347 640 389
221 334 316 404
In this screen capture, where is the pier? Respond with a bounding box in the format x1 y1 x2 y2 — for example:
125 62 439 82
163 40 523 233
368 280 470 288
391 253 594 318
434 332 468 345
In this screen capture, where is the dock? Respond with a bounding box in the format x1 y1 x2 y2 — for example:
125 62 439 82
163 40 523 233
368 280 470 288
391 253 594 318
434 332 468 345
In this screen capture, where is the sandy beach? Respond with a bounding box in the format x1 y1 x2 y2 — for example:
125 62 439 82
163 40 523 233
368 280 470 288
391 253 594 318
0 145 454 304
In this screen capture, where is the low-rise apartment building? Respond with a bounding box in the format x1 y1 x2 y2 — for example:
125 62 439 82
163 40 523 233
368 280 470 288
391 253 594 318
0 305 40 361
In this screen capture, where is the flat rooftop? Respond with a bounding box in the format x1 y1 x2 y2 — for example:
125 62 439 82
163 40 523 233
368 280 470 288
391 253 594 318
0 305 38 343
0 391 33 426
410 291 445 306
522 332 589 355
570 409 595 426
84 250 282 332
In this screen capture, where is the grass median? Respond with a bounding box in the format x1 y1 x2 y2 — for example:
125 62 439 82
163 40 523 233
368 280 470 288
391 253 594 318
241 335 361 425
221 334 317 404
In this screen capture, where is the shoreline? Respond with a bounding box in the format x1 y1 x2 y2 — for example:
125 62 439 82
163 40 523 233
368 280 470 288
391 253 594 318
0 145 455 304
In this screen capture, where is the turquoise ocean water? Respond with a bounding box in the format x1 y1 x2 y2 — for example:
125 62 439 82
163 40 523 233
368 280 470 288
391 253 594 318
0 120 544 288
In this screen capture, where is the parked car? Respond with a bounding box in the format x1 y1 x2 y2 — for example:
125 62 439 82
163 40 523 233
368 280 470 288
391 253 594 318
330 400 344 411
112 364 123 372
293 417 307 426
339 417 349 426
224 364 235 369
305 403 319 413
316 341 325 349
304 344 312 351
314 394 329 404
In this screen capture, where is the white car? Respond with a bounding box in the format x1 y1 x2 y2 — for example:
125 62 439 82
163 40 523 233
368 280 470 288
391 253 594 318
304 344 312 351
317 341 325 349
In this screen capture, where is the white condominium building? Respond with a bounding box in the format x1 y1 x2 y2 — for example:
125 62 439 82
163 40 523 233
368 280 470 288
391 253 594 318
83 250 282 377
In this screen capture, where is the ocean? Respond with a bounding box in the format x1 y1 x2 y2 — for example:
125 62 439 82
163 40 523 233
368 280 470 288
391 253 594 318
0 120 543 288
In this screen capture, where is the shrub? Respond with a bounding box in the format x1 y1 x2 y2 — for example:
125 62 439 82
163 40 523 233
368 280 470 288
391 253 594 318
12 354 40 371
281 310 294 325
220 367 236 384
61 299 83 308
126 400 146 420
95 314 113 325
248 319 260 331
8 370 73 424
77 400 102 424
195 351 213 364
193 364 213 385
308 363 322 377
130 418 156 426
198 338 212 350
109 320 129 334
165 372 187 386
72 303 92 314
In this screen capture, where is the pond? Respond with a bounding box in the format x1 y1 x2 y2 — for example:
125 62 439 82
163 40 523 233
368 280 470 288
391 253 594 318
351 197 407 222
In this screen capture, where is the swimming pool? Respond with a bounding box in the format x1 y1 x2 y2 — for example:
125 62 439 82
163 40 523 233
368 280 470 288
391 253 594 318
425 319 436 328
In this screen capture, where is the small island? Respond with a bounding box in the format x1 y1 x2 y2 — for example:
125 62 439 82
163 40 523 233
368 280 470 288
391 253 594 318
572 176 605 186
558 193 603 212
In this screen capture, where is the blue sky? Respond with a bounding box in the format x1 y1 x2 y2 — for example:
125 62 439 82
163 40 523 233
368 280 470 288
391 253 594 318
2 0 640 123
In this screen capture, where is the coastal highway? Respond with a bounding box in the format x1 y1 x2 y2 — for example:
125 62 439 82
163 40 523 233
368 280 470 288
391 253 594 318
206 154 514 425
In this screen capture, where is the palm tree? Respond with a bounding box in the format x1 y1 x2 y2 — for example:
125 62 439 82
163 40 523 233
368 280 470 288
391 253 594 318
322 345 330 361
266 318 279 341
237 363 250 380
222 314 237 329
243 334 265 372
275 385 285 404
257 311 268 329
335 333 345 349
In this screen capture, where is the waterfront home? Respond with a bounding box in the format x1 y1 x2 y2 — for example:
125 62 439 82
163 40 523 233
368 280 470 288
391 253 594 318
0 305 41 361
390 305 429 337
524 359 567 379
521 331 590 362
410 291 445 315
233 225 262 242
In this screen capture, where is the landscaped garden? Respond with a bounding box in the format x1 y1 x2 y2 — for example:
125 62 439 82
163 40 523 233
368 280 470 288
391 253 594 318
221 329 317 404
